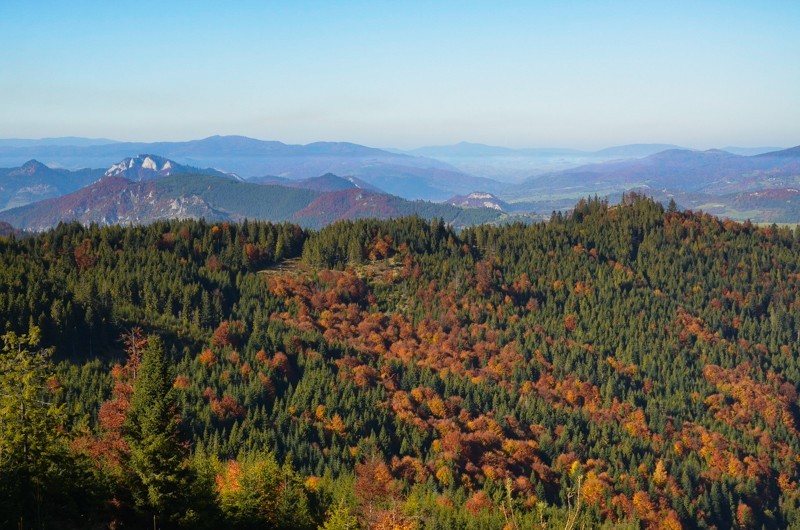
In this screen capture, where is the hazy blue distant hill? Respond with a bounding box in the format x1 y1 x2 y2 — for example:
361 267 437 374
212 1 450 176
137 136 396 158
0 137 119 147
721 146 785 156
407 142 525 157
247 175 292 186
757 146 800 158
590 143 683 157
290 173 381 193
515 147 800 194
499 145 800 222
399 143 687 182
405 142 680 159
338 162 504 201
0 135 452 170
249 173 380 193
0 160 104 211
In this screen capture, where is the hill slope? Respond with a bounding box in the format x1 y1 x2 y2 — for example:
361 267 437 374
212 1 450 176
4 196 800 527
518 146 800 194
0 221 18 237
250 173 382 193
0 160 105 211
291 187 504 228
0 175 321 230
0 173 505 231
504 146 800 221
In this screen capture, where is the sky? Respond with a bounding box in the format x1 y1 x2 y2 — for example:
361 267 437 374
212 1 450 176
1 1 798 149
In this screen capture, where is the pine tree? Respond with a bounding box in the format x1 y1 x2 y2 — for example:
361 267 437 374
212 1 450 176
667 198 678 213
125 335 187 524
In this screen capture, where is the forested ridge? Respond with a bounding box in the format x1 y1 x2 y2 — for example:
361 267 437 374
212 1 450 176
3 194 800 528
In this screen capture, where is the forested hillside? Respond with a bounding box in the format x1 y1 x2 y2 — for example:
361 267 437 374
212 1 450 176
3 194 800 528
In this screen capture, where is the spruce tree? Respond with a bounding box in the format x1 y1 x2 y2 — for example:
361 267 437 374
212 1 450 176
125 335 187 524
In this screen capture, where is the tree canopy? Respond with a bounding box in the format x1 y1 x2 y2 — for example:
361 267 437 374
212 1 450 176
2 195 800 528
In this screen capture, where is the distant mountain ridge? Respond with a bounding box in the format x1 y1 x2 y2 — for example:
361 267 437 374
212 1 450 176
400 142 690 182
591 143 683 157
757 145 800 158
0 135 490 201
249 173 382 193
404 142 683 158
0 160 104 211
0 137 119 148
518 147 800 194
0 173 509 232
722 146 786 156
500 144 800 222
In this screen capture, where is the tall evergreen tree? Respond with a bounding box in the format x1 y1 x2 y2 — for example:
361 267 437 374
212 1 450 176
124 335 187 525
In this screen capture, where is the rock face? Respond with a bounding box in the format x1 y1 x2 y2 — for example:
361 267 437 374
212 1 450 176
446 192 508 211
103 154 237 181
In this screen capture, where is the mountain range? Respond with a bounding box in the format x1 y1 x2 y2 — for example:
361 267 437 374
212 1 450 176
404 141 682 159
1 136 800 228
398 142 788 181
504 146 800 221
399 142 688 181
0 155 232 212
518 147 800 194
0 164 511 232
0 136 494 201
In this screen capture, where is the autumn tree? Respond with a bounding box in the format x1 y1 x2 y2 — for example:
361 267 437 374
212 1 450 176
320 499 359 530
217 452 313 529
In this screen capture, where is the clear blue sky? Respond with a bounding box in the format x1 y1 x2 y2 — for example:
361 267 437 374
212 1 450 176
1 0 798 149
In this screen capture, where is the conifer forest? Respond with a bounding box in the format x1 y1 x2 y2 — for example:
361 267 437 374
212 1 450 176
4 194 800 529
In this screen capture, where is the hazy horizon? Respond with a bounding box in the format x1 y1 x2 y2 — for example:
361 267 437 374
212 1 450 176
1 1 798 149
0 134 790 154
